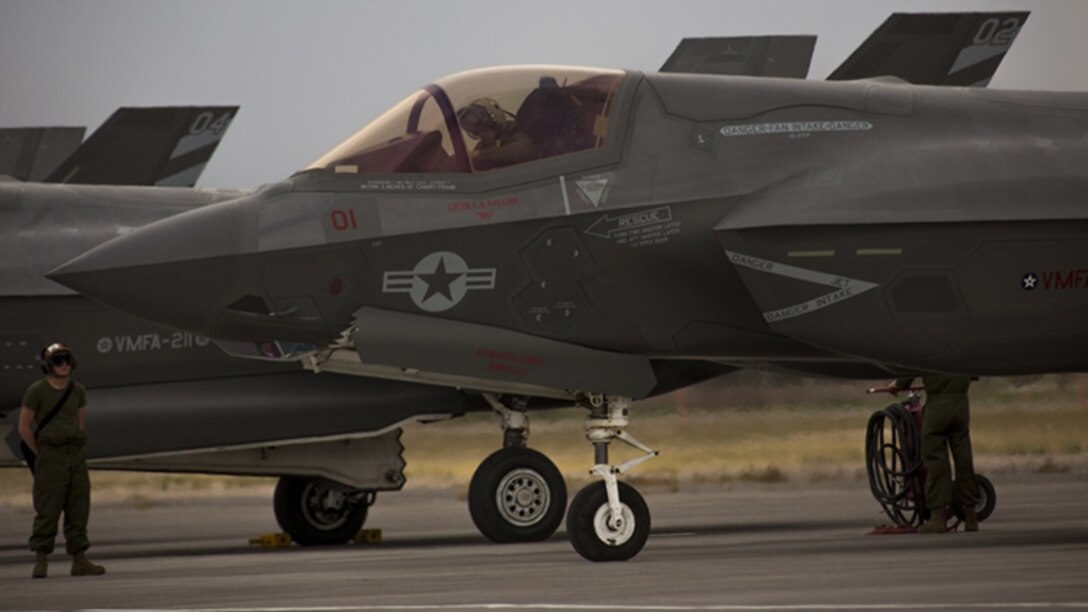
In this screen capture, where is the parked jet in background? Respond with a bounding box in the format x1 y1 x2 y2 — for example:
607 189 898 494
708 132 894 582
0 126 84 183
23 12 1045 559
0 106 239 186
663 11 1028 85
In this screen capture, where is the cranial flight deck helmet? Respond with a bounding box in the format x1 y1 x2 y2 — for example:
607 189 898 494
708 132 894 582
456 97 510 139
40 342 77 375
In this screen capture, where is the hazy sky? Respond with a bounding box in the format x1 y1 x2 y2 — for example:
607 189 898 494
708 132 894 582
3 0 1087 188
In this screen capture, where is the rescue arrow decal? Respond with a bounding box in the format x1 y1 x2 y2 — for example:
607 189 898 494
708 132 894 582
585 207 673 239
725 250 879 323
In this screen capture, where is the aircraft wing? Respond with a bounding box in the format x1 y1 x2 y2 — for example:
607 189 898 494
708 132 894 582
0 370 488 489
827 12 1029 86
661 36 815 78
0 127 85 181
45 106 239 186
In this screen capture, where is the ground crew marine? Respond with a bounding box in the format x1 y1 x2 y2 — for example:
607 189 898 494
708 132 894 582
893 375 981 533
18 343 105 578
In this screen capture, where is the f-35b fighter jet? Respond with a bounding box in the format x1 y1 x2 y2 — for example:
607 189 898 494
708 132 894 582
52 13 1087 562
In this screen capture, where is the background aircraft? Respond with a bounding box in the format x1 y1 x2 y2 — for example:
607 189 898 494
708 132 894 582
0 106 238 186
48 9 1083 564
0 126 84 183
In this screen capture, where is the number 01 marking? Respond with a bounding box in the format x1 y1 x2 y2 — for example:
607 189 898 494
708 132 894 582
330 209 358 231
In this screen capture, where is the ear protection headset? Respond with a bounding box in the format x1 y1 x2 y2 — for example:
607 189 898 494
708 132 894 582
39 342 78 375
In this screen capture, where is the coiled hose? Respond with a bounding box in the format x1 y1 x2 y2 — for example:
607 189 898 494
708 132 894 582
865 403 925 527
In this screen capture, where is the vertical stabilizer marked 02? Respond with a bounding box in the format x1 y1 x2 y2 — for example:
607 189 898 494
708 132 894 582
827 12 1029 86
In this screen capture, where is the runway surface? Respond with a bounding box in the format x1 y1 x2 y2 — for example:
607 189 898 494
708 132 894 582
1 472 1086 611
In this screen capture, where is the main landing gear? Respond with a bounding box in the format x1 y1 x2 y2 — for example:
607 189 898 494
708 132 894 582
468 395 567 543
468 393 659 561
273 476 375 546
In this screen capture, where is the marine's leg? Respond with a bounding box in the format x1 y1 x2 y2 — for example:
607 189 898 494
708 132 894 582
921 407 953 511
918 405 953 533
63 450 91 555
63 449 104 575
28 446 68 554
948 401 980 531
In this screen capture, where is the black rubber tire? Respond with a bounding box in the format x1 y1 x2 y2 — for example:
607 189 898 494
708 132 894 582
953 473 997 523
272 477 368 546
566 481 650 562
468 447 567 543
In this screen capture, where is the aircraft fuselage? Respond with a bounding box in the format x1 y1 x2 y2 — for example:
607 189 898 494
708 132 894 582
51 70 1088 397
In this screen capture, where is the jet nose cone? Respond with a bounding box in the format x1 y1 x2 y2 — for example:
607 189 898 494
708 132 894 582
48 199 255 337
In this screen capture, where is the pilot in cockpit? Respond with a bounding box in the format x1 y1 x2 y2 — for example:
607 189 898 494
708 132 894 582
456 98 539 171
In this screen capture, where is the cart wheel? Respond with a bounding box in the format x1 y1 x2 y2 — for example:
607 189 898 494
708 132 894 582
953 473 996 522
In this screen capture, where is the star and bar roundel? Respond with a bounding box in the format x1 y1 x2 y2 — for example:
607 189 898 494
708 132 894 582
382 252 497 312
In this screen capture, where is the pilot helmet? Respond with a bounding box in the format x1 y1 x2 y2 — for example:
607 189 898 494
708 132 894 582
40 342 78 375
457 97 508 139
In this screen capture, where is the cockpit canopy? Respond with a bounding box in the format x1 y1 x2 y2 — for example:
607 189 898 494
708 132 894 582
304 66 625 175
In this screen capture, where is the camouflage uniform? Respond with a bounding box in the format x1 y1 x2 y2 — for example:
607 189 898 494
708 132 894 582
895 375 980 512
22 379 92 555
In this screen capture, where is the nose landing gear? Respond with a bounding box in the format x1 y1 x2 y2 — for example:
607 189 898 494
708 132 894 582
566 395 658 562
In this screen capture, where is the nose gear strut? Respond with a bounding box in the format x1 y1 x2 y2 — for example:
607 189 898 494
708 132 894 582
567 394 658 561
585 395 658 531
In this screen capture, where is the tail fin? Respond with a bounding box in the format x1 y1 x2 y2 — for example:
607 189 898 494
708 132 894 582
0 127 85 181
45 106 239 186
828 12 1029 86
661 36 816 78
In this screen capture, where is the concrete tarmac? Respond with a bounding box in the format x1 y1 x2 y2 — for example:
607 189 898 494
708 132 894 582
1 472 1086 611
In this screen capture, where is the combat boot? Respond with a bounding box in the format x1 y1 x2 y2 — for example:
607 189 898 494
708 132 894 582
918 509 947 534
70 553 105 576
964 507 979 532
32 552 47 579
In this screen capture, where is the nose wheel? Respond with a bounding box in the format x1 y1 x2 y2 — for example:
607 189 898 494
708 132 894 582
566 395 657 562
567 480 650 561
